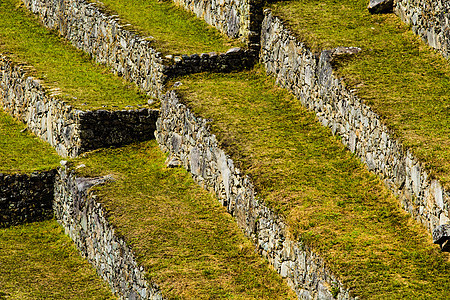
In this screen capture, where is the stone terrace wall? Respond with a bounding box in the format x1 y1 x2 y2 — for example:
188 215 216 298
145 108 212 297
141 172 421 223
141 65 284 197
0 170 56 227
395 0 450 58
78 108 158 154
23 0 255 99
54 165 164 299
0 54 82 157
0 54 159 157
172 0 264 50
259 10 450 236
156 90 354 300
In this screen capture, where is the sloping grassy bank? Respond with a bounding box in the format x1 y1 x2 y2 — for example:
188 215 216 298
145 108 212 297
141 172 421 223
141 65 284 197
0 110 60 173
89 0 241 55
174 66 450 299
268 0 450 188
0 220 115 299
0 0 150 110
74 140 296 299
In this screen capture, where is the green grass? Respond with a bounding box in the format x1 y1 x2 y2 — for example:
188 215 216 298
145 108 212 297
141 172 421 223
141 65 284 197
74 140 296 299
90 0 242 55
0 220 115 299
0 0 152 110
173 66 450 299
268 0 450 188
0 109 60 173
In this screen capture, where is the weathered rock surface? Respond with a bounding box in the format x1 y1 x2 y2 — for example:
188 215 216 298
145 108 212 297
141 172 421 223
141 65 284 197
433 224 450 252
368 0 393 14
156 90 354 300
172 0 264 50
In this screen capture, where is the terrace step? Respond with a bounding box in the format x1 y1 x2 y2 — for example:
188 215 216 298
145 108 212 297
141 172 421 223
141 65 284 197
0 220 116 299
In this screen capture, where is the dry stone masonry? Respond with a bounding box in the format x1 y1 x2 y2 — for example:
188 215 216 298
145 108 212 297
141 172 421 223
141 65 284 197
259 10 450 237
4 0 450 298
0 54 159 157
172 0 264 51
54 164 164 299
22 0 255 99
0 170 55 227
395 0 450 58
156 90 354 300
1 54 81 157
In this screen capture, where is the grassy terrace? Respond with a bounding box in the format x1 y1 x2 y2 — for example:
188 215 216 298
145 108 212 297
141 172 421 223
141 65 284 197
0 112 114 298
90 0 242 55
74 140 296 299
175 67 450 299
0 0 150 110
0 110 60 173
268 0 450 188
0 220 115 299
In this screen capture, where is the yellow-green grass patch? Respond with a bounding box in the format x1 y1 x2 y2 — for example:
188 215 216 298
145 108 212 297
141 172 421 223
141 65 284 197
89 0 242 55
0 219 115 299
268 0 450 189
0 0 151 110
74 140 296 299
0 109 60 173
173 66 450 298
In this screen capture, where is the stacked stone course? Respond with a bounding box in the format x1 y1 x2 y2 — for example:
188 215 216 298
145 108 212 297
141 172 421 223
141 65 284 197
259 10 449 236
0 170 55 227
0 54 159 158
54 165 164 299
22 0 255 99
395 0 450 58
3 0 450 299
156 90 354 300
172 0 264 50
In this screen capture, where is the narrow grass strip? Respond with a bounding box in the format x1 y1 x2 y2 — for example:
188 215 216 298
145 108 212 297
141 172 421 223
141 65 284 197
90 0 241 55
0 0 150 110
0 109 60 173
174 66 450 299
74 140 296 299
268 0 450 189
0 219 115 299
